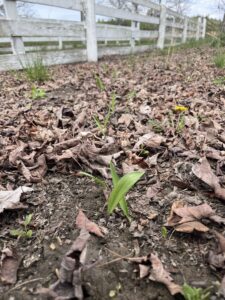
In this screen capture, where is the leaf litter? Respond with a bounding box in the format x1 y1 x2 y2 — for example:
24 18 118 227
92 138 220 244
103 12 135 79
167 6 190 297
1 47 225 298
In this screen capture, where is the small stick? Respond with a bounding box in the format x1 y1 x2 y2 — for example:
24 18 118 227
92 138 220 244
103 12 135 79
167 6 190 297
6 277 43 294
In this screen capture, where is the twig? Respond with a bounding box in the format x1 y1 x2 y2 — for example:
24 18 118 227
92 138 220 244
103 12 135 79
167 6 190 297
6 277 43 294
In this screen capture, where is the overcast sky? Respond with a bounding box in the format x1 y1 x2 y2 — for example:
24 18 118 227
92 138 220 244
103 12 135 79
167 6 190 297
1 0 223 20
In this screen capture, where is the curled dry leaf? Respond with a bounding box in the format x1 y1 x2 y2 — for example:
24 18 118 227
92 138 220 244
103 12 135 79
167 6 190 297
166 201 225 233
146 182 161 199
76 209 104 238
19 154 47 183
0 248 20 284
133 133 165 150
0 186 33 213
192 157 225 201
39 229 90 300
133 253 181 296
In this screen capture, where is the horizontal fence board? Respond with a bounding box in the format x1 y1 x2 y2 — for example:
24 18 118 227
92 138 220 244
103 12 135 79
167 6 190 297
96 4 160 24
131 0 160 10
166 21 184 29
0 19 85 38
12 0 83 11
98 45 155 57
0 49 87 71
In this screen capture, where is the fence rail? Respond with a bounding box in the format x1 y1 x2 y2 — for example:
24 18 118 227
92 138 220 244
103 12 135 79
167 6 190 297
0 0 206 71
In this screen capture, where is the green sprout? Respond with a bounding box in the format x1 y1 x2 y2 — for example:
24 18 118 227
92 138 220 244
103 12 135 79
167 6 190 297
31 86 46 100
95 75 105 92
10 214 33 239
79 162 144 220
94 93 116 136
161 226 168 239
182 283 211 300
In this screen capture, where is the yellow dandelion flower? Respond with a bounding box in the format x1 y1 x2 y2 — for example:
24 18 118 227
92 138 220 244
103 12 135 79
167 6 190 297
174 105 188 112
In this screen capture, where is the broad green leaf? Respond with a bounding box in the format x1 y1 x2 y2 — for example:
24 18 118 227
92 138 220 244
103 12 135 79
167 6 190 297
110 162 130 220
26 230 33 238
108 171 144 214
79 171 107 188
24 213 33 227
10 229 24 237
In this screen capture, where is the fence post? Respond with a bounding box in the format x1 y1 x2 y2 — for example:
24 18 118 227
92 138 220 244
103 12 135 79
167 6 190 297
182 17 188 43
131 3 139 49
83 0 98 62
196 16 201 41
202 17 207 38
58 37 63 50
3 0 25 55
170 16 175 46
157 5 167 49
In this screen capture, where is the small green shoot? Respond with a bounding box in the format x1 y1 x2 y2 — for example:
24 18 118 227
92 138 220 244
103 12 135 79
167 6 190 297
214 53 225 68
127 90 137 102
95 75 105 92
213 76 225 85
79 171 107 188
31 86 46 100
182 283 211 300
161 226 168 238
176 113 185 134
107 168 144 215
149 119 164 133
94 93 116 136
24 56 49 82
10 214 33 239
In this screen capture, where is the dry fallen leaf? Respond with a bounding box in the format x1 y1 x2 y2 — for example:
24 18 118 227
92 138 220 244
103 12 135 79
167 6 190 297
166 201 225 233
133 133 165 150
192 157 225 201
76 209 104 238
0 186 33 213
149 253 182 295
39 229 90 300
0 248 20 285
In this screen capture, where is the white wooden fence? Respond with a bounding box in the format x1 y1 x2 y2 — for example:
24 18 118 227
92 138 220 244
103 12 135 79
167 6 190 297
0 0 207 71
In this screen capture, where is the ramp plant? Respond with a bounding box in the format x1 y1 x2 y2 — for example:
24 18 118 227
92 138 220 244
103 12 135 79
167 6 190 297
10 213 33 239
79 162 144 220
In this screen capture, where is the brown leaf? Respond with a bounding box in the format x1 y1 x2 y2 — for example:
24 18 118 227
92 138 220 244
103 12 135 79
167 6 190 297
192 157 225 201
40 229 90 300
9 141 27 165
0 248 20 284
133 133 165 150
118 114 133 127
0 186 33 213
20 155 47 183
76 210 104 238
166 202 225 233
146 182 161 199
149 253 182 295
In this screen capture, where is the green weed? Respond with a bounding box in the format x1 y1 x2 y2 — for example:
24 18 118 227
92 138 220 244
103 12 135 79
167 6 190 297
94 93 116 136
95 75 105 92
176 113 186 134
161 226 168 238
127 90 137 102
214 52 225 68
107 163 144 217
182 283 211 300
31 86 46 100
10 214 33 239
213 76 225 85
80 162 144 220
24 56 49 82
148 119 164 133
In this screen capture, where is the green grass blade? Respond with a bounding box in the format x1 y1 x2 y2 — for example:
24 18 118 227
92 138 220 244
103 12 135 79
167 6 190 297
107 171 144 214
110 162 130 219
79 171 107 188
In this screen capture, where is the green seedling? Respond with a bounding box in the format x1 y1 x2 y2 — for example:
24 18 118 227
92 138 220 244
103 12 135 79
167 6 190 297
107 164 144 217
95 75 105 92
182 283 211 300
31 86 46 100
176 113 185 134
214 52 225 68
10 214 33 239
148 119 164 133
94 93 116 136
79 171 107 188
79 162 144 220
213 76 225 85
161 226 168 238
24 56 49 82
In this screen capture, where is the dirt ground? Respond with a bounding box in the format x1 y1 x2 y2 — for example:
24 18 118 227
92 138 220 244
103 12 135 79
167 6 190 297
1 45 225 300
